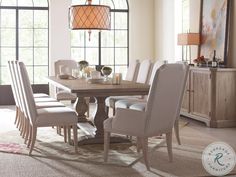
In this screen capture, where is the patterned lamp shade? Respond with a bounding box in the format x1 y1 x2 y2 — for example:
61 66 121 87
69 5 111 30
177 33 200 45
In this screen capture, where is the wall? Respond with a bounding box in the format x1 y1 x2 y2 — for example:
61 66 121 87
154 0 175 62
154 0 236 67
189 0 201 61
129 0 155 62
49 0 71 76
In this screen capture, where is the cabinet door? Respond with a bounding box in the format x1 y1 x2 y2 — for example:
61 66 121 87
181 74 190 113
190 70 211 119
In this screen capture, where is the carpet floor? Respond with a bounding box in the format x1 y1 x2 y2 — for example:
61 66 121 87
0 106 236 177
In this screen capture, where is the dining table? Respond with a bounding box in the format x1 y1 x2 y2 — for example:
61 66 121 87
47 76 150 145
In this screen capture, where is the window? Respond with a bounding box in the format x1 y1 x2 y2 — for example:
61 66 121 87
71 0 129 75
0 0 49 85
175 0 190 61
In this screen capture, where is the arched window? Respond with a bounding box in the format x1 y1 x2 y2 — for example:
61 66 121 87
0 0 49 85
71 0 129 74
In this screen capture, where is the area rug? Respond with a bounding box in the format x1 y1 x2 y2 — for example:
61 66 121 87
0 128 161 165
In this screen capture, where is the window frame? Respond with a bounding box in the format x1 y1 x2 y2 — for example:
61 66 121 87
0 1 49 85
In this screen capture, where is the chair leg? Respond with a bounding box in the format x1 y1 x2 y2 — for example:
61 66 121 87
57 126 62 135
27 125 32 148
104 131 110 162
174 119 181 145
16 111 22 129
141 138 150 171
112 108 115 116
63 126 67 143
29 126 37 155
14 106 19 125
166 131 173 162
105 106 109 117
24 119 30 144
137 137 142 153
86 98 90 117
67 126 71 144
73 125 78 153
20 115 26 137
22 116 27 138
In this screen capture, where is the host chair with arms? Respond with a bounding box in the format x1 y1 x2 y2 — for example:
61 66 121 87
18 62 78 155
104 63 189 170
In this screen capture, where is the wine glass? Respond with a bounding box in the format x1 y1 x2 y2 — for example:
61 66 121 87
216 58 222 68
101 66 112 82
204 58 210 67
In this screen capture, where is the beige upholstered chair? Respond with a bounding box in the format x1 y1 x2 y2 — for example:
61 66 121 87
104 63 189 170
54 60 78 101
105 59 151 116
8 61 57 130
17 61 78 155
9 61 66 142
115 60 165 109
105 60 140 116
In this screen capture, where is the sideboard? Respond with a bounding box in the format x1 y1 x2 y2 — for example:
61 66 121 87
181 67 236 128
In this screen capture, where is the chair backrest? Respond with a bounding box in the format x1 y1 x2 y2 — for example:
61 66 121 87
136 59 152 84
145 63 189 136
13 61 30 119
9 61 26 115
54 60 78 76
125 60 140 81
8 61 19 107
148 60 165 85
18 62 38 124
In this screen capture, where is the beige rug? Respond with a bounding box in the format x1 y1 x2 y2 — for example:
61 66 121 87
0 123 166 167
2 107 236 177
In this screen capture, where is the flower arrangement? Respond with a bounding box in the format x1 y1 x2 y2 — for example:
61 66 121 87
193 56 205 64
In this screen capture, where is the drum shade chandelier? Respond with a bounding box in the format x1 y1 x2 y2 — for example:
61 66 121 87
69 0 111 40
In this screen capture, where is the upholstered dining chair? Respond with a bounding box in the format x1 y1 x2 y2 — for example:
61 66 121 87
114 60 165 109
9 61 67 142
105 60 140 116
105 59 151 116
8 60 56 131
104 63 189 170
54 60 78 101
17 61 78 154
54 59 90 115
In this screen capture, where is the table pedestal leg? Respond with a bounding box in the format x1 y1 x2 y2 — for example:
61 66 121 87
93 97 108 137
74 97 88 122
76 96 130 145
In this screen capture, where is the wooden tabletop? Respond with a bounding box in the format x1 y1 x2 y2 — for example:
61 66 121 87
47 76 150 97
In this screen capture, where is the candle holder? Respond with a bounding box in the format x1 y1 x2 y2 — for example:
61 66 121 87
112 73 122 85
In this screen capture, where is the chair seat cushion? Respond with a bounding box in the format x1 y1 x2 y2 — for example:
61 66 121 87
34 97 57 102
115 99 146 109
56 91 77 101
105 96 140 108
36 101 65 109
33 93 49 98
129 103 146 111
36 107 78 127
104 109 146 137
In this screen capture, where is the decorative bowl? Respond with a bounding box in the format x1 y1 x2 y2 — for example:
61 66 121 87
101 66 112 76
